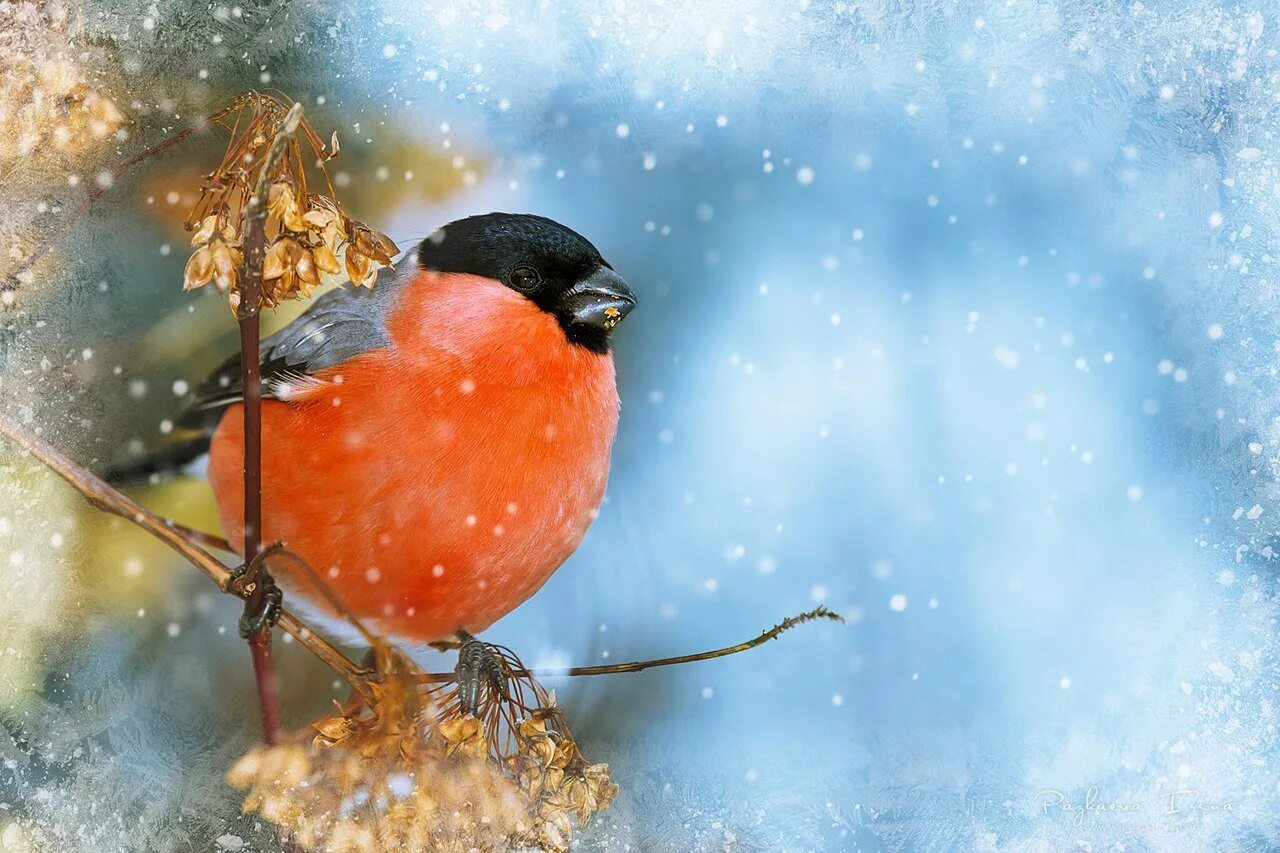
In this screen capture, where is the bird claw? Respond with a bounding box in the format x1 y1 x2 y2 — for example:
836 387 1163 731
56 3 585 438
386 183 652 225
455 630 509 716
231 558 283 639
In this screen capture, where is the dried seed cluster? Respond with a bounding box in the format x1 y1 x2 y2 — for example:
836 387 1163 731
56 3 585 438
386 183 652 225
183 215 242 303
0 55 125 162
227 727 528 852
508 712 619 851
227 647 616 852
182 94 396 312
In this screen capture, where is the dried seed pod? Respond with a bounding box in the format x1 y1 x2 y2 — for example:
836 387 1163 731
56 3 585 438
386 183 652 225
295 248 321 291
435 715 488 760
0 54 125 162
262 243 287 282
312 243 342 275
349 220 398 265
190 215 219 247
182 245 214 291
263 236 301 281
268 181 308 232
344 245 377 287
302 198 339 230
228 642 616 852
267 270 298 306
180 93 399 309
209 240 241 293
340 221 398 287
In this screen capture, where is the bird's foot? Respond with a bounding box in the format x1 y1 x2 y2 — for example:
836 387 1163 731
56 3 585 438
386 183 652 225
455 630 509 716
230 547 284 639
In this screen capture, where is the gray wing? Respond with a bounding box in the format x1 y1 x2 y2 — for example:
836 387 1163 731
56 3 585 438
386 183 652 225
177 262 407 432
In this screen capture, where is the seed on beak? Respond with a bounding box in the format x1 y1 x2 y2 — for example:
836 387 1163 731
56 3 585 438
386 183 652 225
602 306 622 330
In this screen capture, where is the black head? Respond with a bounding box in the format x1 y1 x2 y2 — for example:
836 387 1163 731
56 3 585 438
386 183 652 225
417 212 635 354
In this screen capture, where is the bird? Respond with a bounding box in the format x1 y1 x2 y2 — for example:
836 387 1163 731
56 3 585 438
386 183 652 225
110 212 635 687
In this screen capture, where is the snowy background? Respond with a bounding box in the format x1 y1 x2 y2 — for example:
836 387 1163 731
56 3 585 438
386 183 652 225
4 0 1280 850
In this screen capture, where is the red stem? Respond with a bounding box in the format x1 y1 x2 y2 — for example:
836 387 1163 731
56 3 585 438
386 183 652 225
233 105 302 748
239 292 264 563
247 633 281 745
238 294 277 744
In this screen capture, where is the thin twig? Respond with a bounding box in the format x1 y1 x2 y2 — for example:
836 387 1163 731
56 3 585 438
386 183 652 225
555 606 844 675
413 607 845 683
265 544 380 647
0 415 370 693
166 520 233 553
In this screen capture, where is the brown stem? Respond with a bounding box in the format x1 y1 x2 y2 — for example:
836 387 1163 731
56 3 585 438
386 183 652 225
0 415 370 693
413 606 845 683
238 102 301 590
166 520 233 553
263 544 379 647
557 606 844 675
248 634 282 741
238 313 263 562
236 102 303 746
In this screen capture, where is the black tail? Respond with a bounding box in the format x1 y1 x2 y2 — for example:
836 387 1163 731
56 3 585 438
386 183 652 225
103 435 212 486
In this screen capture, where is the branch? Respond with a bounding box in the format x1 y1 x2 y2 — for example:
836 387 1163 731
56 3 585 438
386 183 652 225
236 101 304 746
239 101 301 578
554 606 844 676
414 606 845 683
0 416 370 694
167 521 232 554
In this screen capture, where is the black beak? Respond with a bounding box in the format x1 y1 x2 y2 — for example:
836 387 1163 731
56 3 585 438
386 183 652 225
561 266 636 335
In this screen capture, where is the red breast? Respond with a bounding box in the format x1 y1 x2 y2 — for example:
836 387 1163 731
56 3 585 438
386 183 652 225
207 270 620 641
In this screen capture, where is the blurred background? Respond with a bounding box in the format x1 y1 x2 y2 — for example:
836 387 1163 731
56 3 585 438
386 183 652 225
4 0 1280 850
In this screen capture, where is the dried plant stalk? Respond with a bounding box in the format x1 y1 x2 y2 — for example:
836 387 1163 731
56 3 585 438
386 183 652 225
177 93 396 745
181 92 397 311
235 102 304 748
181 93 397 746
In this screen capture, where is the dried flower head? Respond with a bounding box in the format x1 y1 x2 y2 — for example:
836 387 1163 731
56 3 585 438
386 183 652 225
1 4 125 161
0 52 126 162
507 710 619 850
183 93 397 312
183 214 242 297
227 643 617 852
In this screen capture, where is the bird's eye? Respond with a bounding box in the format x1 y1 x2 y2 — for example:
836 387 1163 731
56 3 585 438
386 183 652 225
509 266 540 292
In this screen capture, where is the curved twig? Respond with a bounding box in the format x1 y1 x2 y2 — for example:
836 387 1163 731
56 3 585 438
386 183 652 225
413 606 845 683
0 415 369 692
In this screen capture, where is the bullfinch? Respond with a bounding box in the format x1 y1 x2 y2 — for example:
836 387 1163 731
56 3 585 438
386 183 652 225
112 213 635 674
